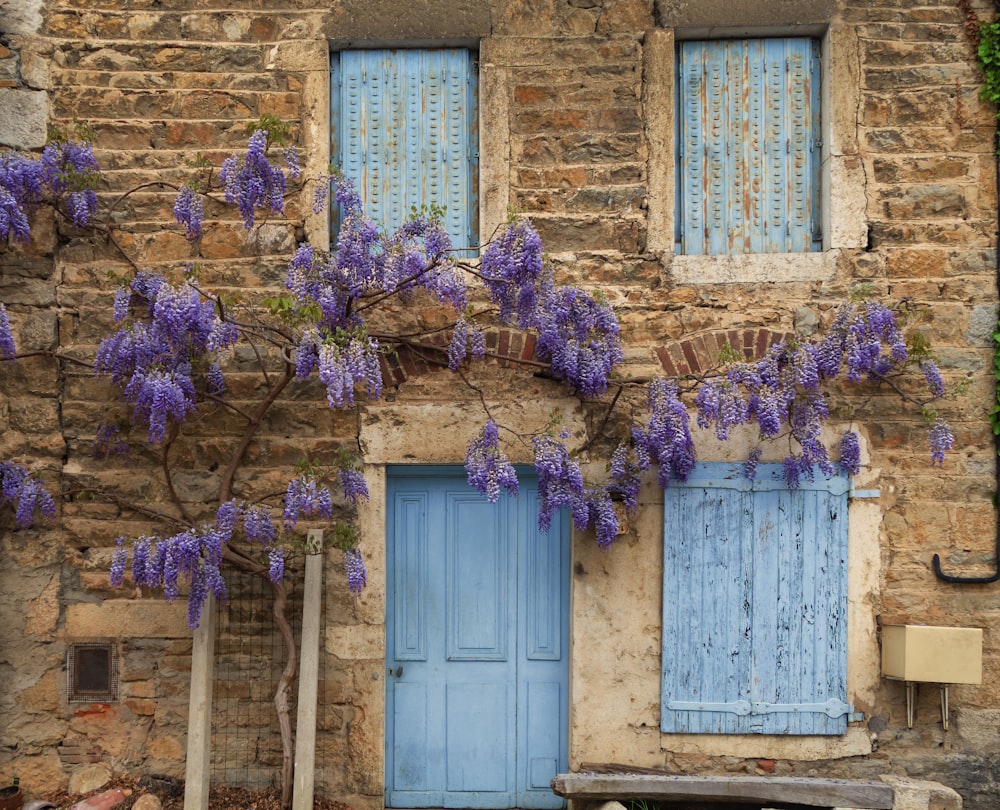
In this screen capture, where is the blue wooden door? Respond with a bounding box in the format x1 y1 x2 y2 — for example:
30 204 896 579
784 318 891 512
387 468 568 809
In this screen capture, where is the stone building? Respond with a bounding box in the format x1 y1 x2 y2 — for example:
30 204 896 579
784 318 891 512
2 0 999 809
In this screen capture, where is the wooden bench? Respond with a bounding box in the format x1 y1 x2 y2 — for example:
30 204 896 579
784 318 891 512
550 772 895 810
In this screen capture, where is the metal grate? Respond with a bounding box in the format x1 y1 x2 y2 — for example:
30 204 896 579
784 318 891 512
67 642 119 703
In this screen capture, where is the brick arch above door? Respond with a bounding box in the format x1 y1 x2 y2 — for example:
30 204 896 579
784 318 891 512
654 328 794 377
380 328 547 388
378 326 796 388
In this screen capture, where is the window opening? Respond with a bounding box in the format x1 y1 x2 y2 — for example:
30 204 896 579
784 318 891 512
675 37 822 255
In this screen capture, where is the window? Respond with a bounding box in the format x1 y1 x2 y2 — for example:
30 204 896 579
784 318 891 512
330 48 479 250
675 38 822 255
661 463 854 735
67 643 119 703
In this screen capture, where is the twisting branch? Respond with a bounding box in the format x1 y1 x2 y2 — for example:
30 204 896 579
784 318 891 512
62 475 193 531
161 422 195 525
219 363 295 505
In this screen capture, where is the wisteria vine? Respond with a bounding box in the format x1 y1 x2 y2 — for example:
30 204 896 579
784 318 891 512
0 122 957 624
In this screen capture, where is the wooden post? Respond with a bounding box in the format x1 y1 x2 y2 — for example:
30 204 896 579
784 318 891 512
293 530 324 810
184 595 216 810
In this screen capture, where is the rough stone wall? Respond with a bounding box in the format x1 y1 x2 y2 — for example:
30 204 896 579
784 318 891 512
1 0 999 808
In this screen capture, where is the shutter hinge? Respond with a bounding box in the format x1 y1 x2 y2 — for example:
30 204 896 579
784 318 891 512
849 488 881 500
668 698 859 720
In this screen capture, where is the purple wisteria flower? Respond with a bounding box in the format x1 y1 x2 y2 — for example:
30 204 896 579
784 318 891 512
0 160 36 242
585 491 619 550
243 504 276 547
465 420 520 503
284 475 334 530
173 185 205 240
447 316 486 371
339 467 370 506
316 332 383 408
113 288 131 323
0 139 100 242
110 537 128 587
839 431 861 476
112 523 230 627
743 447 763 481
206 362 225 395
283 147 301 180
920 359 945 398
345 549 367 595
929 420 954 465
0 303 16 360
268 547 285 584
607 442 641 514
311 176 329 215
95 271 238 444
93 422 130 458
220 129 288 230
481 218 544 327
534 282 623 398
532 434 585 532
635 378 696 487
812 301 907 382
0 461 56 529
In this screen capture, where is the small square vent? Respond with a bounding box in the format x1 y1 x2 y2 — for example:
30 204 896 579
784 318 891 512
67 643 119 703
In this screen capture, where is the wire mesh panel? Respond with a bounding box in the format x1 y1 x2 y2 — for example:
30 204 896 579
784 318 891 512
211 563 306 790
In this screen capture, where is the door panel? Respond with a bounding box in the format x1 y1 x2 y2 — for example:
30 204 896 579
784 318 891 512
387 468 568 809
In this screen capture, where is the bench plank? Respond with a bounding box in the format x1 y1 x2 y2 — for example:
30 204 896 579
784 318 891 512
550 773 894 809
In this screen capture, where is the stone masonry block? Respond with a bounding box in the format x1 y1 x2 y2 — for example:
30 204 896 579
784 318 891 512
64 601 190 639
0 87 47 148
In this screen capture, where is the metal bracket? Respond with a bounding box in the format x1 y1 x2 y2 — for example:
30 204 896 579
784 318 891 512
668 698 857 720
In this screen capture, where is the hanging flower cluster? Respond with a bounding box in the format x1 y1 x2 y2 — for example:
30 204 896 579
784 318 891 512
220 129 296 230
465 420 520 503
110 498 283 627
0 139 100 242
480 218 622 396
481 218 545 327
0 303 16 360
95 270 238 444
0 461 56 529
464 301 952 549
173 185 205 241
345 549 367 595
691 301 946 486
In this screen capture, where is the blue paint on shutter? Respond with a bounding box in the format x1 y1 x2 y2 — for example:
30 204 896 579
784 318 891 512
331 49 478 251
661 463 850 735
676 38 822 255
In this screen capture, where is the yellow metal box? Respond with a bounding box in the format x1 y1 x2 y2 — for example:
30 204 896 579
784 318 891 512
881 624 983 684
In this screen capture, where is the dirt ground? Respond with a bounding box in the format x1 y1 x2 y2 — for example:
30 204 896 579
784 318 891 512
37 775 353 810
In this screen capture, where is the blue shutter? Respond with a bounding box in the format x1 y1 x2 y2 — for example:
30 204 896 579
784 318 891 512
676 38 821 255
331 49 479 250
661 463 851 735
